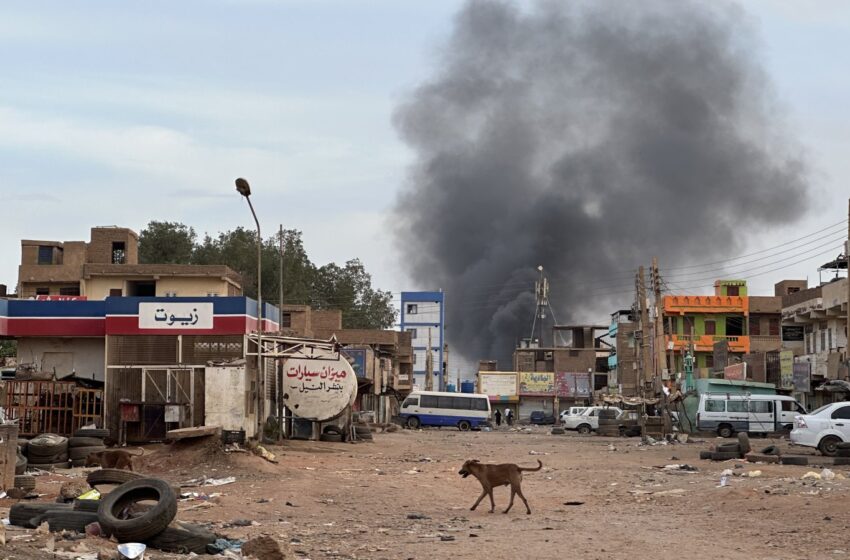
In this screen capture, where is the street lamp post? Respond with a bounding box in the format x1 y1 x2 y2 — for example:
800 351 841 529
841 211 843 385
236 178 264 440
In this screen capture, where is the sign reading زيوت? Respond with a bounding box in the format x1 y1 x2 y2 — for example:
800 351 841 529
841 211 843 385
138 302 214 329
283 348 357 421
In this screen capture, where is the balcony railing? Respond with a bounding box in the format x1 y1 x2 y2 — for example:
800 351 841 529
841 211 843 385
667 334 750 353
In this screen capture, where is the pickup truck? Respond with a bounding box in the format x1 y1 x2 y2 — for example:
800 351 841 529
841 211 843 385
562 406 623 434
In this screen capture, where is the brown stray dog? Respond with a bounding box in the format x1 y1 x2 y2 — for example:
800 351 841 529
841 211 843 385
84 449 143 471
458 459 542 514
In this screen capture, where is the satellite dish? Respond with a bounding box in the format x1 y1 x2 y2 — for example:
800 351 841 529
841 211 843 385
282 346 358 421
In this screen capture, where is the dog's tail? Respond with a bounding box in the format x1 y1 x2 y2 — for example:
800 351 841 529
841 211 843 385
519 459 543 472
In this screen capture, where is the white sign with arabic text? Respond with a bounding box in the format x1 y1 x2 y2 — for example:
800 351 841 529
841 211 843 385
139 302 214 329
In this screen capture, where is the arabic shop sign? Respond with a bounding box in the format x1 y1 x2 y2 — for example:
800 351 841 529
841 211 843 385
519 372 554 395
139 302 214 329
283 348 357 421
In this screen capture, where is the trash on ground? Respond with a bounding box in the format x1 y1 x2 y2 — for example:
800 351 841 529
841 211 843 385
117 542 146 560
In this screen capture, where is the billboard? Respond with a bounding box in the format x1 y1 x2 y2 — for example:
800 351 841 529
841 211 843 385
555 372 592 397
479 373 517 397
519 372 554 396
724 362 746 381
342 349 367 378
779 351 794 389
782 326 805 342
139 302 214 329
792 363 811 393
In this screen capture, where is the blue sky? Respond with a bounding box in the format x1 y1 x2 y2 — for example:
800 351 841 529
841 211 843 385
1 0 848 307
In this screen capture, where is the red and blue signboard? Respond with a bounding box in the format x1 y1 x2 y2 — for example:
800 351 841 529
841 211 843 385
0 297 279 337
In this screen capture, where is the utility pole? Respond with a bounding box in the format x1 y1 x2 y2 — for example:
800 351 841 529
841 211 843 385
637 266 651 439
846 198 849 367
443 343 449 391
278 225 285 441
651 257 667 382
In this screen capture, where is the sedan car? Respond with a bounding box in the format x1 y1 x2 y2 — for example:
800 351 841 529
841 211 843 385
529 411 556 425
790 401 850 456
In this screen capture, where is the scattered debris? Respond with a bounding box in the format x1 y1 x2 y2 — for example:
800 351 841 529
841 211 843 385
181 476 236 488
241 535 293 560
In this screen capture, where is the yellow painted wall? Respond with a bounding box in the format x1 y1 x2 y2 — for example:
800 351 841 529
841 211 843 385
83 276 235 299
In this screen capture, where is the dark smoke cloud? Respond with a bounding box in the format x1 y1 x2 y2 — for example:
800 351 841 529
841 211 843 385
393 0 809 368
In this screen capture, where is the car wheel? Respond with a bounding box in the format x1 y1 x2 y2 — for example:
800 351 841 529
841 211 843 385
717 424 733 438
458 420 471 431
577 424 591 435
406 417 420 430
819 435 841 457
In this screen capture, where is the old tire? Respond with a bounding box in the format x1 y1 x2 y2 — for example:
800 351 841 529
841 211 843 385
46 510 99 533
737 432 752 455
14 474 36 491
10 503 70 528
458 420 471 431
144 521 217 554
819 436 842 457
577 424 592 435
322 425 343 436
70 446 107 461
98 478 177 542
87 469 143 488
760 445 780 456
319 433 343 443
17 440 28 454
69 437 105 448
717 424 734 438
836 441 850 450
780 456 809 466
74 499 101 513
699 450 713 460
15 453 27 475
711 451 741 461
717 443 741 453
405 417 420 430
74 429 110 439
71 459 87 467
27 434 68 458
550 427 565 435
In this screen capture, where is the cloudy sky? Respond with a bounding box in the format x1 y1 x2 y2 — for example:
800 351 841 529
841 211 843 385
1 0 848 312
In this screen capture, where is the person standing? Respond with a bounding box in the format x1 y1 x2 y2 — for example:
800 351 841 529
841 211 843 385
494 409 502 427
506 408 514 426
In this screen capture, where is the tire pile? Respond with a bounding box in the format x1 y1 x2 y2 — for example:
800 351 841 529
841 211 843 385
19 429 109 470
699 432 753 461
68 428 109 467
26 434 70 469
596 409 620 437
9 469 218 554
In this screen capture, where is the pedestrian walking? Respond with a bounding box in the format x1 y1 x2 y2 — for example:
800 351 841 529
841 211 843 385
494 409 502 426
506 408 514 426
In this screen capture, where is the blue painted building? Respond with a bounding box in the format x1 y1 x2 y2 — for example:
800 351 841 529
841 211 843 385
400 291 445 390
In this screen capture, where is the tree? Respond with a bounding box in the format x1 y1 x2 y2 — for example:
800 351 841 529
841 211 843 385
312 259 396 329
138 221 196 264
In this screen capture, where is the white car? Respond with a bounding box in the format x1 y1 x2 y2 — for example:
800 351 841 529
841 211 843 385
559 407 587 423
561 406 622 434
790 401 850 456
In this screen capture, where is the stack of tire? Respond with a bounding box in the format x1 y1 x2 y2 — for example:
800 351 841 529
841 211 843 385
550 426 565 435
354 422 373 441
596 409 620 437
27 434 69 470
319 425 345 443
699 432 751 461
834 442 850 466
68 428 109 467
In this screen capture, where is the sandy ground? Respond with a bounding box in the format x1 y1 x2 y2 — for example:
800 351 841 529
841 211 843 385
1 427 849 559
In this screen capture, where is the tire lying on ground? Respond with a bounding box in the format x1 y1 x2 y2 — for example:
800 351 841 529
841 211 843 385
14 474 36 491
98 478 177 542
69 445 107 461
737 432 752 455
69 437 106 448
87 468 144 488
74 428 110 439
780 456 808 466
710 451 741 461
760 445 780 456
9 503 71 528
17 440 28 454
46 510 99 533
145 521 218 554
319 433 343 443
699 450 713 460
832 457 850 466
27 434 69 458
745 453 780 464
716 443 741 453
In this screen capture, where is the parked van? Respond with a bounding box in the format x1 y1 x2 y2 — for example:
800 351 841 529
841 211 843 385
399 391 491 431
697 393 807 437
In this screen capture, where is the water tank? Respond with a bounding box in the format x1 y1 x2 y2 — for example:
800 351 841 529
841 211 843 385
446 383 456 393
461 381 475 394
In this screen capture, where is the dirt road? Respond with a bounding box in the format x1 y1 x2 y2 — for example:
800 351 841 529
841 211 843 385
3 428 847 559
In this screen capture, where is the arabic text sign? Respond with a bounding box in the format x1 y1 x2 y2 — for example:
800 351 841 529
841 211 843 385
479 373 517 397
139 302 213 329
283 350 357 421
779 350 794 389
792 363 811 393
555 372 591 397
519 371 554 395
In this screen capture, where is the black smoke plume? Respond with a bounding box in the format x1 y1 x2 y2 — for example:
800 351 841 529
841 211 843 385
393 0 809 368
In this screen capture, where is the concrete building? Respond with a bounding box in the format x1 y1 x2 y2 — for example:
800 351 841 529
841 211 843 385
400 291 444 390
18 226 241 299
609 310 638 396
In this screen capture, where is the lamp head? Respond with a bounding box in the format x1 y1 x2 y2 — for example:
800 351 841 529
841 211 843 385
235 177 251 197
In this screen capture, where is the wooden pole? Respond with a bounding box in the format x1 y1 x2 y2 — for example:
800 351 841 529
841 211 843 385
638 266 651 439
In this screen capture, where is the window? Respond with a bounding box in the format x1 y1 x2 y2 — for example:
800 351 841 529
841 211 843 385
37 246 54 265
727 401 747 413
769 318 780 337
437 396 454 409
59 286 80 296
727 286 740 296
406 304 418 315
407 328 418 339
705 354 714 369
705 400 725 412
280 313 292 328
832 406 850 420
474 398 488 411
704 320 716 335
749 317 761 336
111 242 126 264
682 316 694 336
749 401 773 413
726 316 743 336
828 328 833 350
821 330 827 352
402 397 418 409
109 288 123 297
35 287 50 296
206 292 219 297
420 395 438 408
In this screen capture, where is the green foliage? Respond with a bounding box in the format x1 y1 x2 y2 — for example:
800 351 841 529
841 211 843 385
137 221 397 330
138 221 196 264
0 339 16 358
